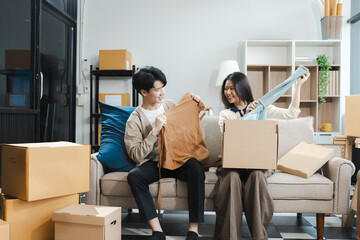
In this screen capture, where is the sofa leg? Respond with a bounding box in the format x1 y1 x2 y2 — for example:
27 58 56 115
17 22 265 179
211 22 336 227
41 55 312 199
316 213 325 239
128 209 133 213
297 213 302 218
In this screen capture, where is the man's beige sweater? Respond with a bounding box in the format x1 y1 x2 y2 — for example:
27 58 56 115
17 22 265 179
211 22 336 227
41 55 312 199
124 99 176 166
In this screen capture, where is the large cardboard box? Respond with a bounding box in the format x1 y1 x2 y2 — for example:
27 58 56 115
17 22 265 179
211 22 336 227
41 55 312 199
53 204 121 240
99 49 131 70
345 95 360 137
222 120 278 169
1 142 90 201
0 193 79 240
5 49 31 70
277 141 335 178
0 219 10 240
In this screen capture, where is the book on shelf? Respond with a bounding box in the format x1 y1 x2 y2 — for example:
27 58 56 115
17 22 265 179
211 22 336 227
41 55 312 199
319 70 340 97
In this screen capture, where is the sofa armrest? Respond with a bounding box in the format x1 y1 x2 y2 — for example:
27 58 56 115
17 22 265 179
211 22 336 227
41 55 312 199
322 157 355 214
85 153 105 205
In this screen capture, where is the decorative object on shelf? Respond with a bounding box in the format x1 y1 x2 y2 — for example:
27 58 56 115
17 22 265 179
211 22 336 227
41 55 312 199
320 0 343 40
320 122 332 132
215 60 240 86
317 54 332 103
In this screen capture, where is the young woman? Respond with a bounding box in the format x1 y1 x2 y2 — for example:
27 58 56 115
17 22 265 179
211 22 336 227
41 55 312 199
214 71 309 240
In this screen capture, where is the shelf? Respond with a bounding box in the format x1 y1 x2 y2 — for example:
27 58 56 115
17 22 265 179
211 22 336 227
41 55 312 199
298 66 318 101
0 107 40 114
90 65 137 152
269 66 292 96
246 41 292 66
92 69 132 77
246 66 269 100
318 97 340 132
301 100 318 103
320 95 340 98
299 102 317 130
245 40 342 137
273 98 291 109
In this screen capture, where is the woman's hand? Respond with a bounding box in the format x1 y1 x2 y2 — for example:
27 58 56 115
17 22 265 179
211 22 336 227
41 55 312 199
190 93 201 103
245 100 259 114
295 73 310 88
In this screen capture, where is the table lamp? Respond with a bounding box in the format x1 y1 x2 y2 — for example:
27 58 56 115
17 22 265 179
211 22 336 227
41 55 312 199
215 60 240 87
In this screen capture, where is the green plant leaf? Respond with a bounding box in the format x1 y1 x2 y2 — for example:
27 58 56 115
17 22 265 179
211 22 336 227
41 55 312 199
316 54 332 104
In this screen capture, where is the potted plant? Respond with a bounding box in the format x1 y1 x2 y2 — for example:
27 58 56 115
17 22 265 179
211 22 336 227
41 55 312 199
316 54 332 103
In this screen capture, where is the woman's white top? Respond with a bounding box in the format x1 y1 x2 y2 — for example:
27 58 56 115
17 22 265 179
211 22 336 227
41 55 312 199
218 104 300 132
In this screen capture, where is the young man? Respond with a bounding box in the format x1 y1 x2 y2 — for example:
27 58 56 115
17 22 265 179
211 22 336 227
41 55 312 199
125 66 205 240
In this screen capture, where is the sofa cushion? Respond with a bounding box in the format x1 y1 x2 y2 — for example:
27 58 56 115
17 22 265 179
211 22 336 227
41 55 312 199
276 117 315 159
177 171 218 198
97 102 136 172
201 116 222 164
267 170 333 200
101 172 177 197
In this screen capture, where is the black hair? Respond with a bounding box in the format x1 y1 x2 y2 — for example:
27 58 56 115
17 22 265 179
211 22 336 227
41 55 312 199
221 72 254 109
132 66 167 93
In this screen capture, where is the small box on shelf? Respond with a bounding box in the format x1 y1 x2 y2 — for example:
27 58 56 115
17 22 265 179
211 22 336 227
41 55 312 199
99 49 131 70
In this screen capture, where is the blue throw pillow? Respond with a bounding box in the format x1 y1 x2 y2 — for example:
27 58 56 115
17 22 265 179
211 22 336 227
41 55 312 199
97 101 136 172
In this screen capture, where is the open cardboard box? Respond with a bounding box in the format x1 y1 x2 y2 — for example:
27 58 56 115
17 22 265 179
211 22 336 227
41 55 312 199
222 120 278 169
277 141 335 178
53 204 122 240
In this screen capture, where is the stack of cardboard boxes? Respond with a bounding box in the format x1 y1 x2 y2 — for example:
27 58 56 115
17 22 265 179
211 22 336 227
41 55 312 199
341 95 360 230
0 142 90 240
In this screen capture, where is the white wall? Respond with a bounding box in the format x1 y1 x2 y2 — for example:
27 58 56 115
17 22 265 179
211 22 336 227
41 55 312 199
76 0 351 144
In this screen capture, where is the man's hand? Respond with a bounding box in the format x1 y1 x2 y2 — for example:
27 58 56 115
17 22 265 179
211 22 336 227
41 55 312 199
190 93 201 103
152 114 167 136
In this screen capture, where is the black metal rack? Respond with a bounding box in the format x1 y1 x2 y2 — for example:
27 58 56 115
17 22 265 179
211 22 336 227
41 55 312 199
89 65 138 151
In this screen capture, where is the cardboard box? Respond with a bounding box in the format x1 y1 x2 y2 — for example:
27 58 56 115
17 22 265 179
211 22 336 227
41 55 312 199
345 95 360 137
0 219 10 240
0 193 79 240
1 142 90 201
53 204 121 240
99 49 131 70
277 141 335 178
99 93 131 107
222 120 278 169
5 49 31 70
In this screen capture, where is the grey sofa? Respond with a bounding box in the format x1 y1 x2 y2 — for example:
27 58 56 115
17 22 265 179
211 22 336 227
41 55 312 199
85 116 355 239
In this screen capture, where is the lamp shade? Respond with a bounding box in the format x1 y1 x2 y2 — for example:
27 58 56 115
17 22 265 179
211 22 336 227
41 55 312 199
215 60 240 87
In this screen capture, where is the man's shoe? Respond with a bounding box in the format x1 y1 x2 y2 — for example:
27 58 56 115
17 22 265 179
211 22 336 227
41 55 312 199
150 231 166 240
186 231 198 240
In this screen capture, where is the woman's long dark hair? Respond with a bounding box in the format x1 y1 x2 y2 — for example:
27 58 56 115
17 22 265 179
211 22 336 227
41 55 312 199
221 72 254 109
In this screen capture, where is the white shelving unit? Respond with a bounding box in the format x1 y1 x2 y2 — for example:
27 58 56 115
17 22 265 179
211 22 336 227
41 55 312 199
243 40 346 144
